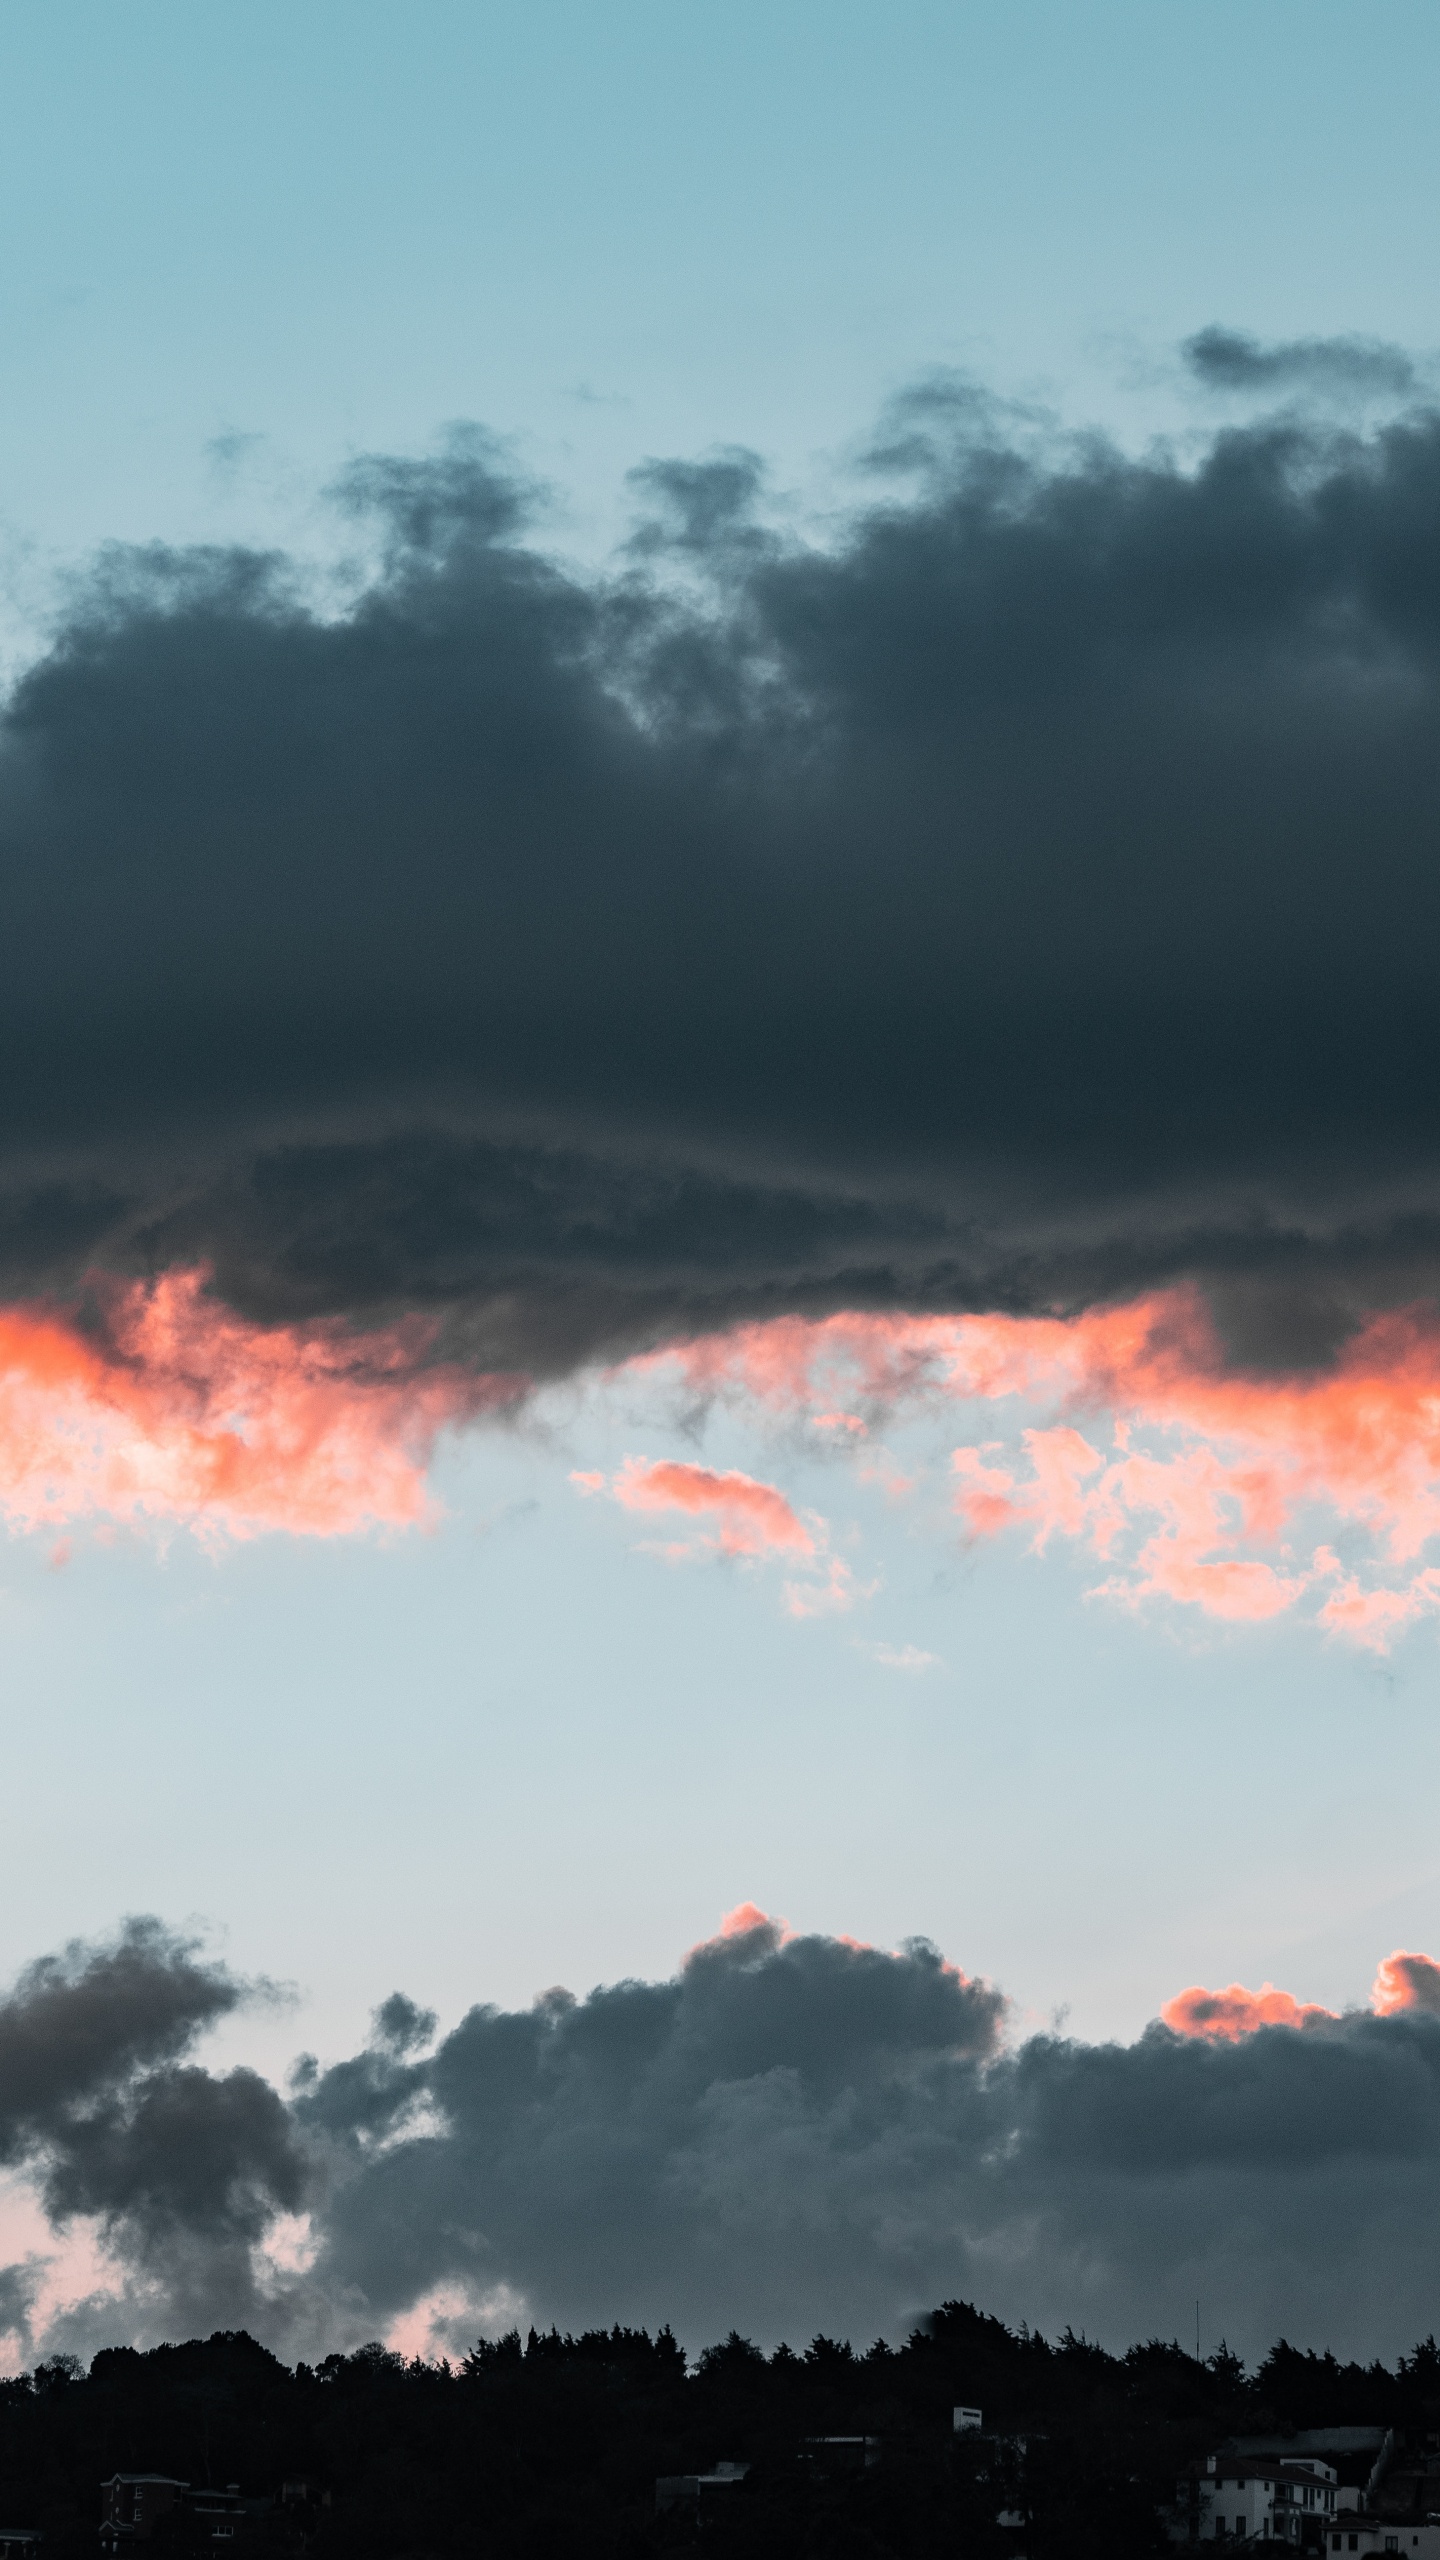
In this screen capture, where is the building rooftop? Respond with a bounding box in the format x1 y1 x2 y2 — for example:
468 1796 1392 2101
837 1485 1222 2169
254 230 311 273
1185 2460 1338 2487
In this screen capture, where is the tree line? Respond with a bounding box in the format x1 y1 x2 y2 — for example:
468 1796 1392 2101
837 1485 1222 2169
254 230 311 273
1 2305 1437 2560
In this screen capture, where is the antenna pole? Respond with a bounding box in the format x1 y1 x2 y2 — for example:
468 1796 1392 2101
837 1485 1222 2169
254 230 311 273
1197 2301 1201 2363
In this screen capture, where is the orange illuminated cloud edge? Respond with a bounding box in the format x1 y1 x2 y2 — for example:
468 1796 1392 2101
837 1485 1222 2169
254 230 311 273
0 1268 523 1545
687 1908 1440 2046
637 1288 1440 1649
1164 1948 1440 2037
11 1274 1440 1649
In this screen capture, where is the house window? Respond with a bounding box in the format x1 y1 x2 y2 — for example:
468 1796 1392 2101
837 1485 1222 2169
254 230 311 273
1385 2542 1398 2554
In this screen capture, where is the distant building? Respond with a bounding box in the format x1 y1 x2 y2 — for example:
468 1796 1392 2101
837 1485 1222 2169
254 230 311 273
100 2478 188 2550
1172 2454 1340 2544
0 2531 40 2557
184 2492 244 2544
655 2462 749 2515
955 2407 983 2432
99 2481 249 2553
1327 2519 1440 2560
1232 2438 1389 2462
802 2437 881 2474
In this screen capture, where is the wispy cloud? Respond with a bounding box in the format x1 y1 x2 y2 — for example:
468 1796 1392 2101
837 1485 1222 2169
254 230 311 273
853 1639 940 1673
602 1454 816 1556
652 1292 1440 1648
571 1451 879 1617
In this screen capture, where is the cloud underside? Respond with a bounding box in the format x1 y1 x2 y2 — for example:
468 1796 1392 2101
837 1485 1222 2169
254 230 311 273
0 360 1439 1381
9 1913 1440 2371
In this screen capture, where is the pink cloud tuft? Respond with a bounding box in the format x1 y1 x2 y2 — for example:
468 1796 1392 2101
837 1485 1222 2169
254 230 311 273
608 1455 815 1557
1161 1981 1339 2040
1163 1946 1440 2038
646 1289 1440 1646
1371 1949 1440 2016
0 1268 523 1546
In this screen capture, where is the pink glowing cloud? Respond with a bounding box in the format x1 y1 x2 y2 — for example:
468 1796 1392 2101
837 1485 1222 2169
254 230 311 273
17 1258 1440 1631
643 1289 1440 1646
682 1902 793 1964
1161 1981 1339 2040
384 2284 493 2364
606 1455 815 1557
719 1901 781 1939
0 1268 521 1546
1370 1949 1440 2017
1162 1947 1440 2040
574 1455 876 1615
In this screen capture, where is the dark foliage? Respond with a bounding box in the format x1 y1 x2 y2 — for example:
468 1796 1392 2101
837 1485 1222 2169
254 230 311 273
0 2306 1435 2560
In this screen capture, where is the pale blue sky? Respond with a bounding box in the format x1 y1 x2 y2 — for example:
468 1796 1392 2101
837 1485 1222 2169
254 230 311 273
1 0 1437 2088
1 1 1438 587
2 1374 1433 2085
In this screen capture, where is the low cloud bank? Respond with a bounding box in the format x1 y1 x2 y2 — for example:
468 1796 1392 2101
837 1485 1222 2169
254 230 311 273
5 1913 1440 2370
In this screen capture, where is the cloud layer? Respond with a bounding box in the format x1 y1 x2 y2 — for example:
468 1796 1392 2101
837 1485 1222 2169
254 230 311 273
11 1264 1440 1647
10 1911 1440 2371
0 350 1438 1394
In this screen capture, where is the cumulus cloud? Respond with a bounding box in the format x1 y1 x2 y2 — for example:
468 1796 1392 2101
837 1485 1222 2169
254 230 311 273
0 1920 309 2363
5 349 1440 1560
1366 1950 1440 2018
1160 1983 1341 2041
10 1914 1440 2367
1162 1951 1440 2042
0 347 1438 1417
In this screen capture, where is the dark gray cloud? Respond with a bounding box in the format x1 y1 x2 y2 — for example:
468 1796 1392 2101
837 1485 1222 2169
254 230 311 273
2 349 1440 1376
6 1915 1440 2367
288 1918 1440 2361
0 1917 244 2150
0 1921 309 2358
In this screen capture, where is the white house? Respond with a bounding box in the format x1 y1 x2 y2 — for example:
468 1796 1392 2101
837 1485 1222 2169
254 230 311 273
1173 2454 1340 2543
1325 2520 1440 2560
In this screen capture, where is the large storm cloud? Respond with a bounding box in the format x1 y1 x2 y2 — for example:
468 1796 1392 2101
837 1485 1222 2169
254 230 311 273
3 341 1440 1379
8 1911 1440 2368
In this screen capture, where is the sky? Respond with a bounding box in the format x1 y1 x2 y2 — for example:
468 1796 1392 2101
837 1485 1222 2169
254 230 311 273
4 0 1440 2371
